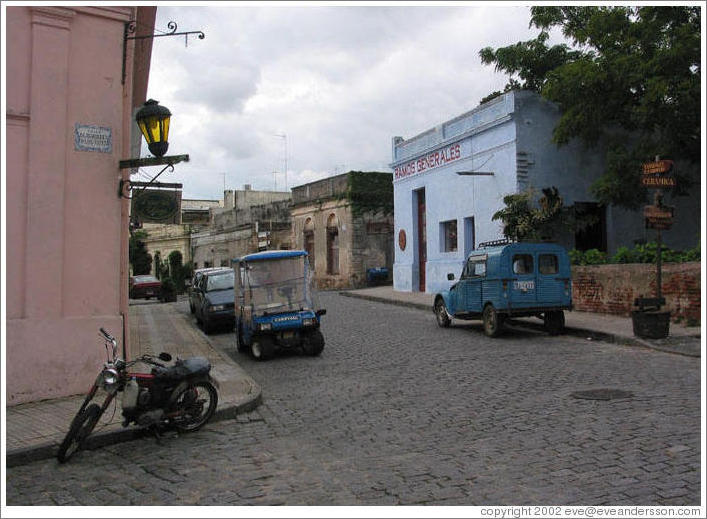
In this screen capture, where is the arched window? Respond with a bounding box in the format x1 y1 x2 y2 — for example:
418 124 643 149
303 218 315 269
326 214 339 275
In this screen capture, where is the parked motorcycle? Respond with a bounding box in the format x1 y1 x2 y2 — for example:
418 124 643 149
57 327 219 463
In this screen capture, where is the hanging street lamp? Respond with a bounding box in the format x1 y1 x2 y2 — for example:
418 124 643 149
119 99 189 199
135 99 171 158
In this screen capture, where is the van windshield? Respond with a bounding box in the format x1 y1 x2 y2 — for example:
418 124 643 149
245 256 313 313
206 271 234 292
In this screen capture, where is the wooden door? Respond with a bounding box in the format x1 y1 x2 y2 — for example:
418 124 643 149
417 189 426 292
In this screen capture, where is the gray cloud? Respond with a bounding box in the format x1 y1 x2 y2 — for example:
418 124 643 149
145 4 535 199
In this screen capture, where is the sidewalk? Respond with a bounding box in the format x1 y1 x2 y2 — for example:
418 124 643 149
6 298 261 468
339 286 702 357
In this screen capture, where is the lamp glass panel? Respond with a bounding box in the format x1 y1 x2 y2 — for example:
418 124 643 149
160 117 170 142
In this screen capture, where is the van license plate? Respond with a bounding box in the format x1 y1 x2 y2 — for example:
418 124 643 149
514 280 535 291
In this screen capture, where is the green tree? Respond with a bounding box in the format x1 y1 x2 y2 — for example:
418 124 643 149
129 230 152 275
492 186 577 242
480 6 701 209
168 250 186 294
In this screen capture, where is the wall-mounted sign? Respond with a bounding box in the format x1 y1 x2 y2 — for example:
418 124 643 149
394 143 463 181
131 189 182 224
74 124 112 153
641 159 675 187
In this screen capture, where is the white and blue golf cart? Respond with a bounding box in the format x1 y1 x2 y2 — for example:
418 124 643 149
233 250 326 361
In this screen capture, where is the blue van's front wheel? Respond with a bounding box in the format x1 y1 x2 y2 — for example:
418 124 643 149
434 299 451 328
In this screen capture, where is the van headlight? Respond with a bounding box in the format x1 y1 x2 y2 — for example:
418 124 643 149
101 367 119 390
210 304 225 311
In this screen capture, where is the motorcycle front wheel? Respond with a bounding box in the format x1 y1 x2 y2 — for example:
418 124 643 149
57 403 102 463
171 381 218 432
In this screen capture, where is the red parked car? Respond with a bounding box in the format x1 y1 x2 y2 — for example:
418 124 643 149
129 275 162 300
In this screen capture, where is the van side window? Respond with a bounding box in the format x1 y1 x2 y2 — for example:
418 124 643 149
463 258 486 278
539 254 559 274
512 254 533 274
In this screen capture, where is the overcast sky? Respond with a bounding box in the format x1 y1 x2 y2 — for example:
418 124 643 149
143 2 541 200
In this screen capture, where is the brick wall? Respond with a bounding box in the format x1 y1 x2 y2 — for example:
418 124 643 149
572 262 700 323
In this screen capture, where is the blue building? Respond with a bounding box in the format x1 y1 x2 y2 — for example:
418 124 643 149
391 90 699 293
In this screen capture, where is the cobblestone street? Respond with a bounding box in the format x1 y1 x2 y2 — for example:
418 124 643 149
5 293 701 506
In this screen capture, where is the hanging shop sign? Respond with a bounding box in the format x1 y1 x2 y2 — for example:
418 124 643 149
131 188 182 224
641 160 676 188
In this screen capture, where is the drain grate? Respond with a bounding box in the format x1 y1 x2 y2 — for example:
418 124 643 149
571 389 634 401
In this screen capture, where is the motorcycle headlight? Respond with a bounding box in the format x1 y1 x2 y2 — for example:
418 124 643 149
303 318 315 326
101 367 120 390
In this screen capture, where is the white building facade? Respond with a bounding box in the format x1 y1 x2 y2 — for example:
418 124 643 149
391 90 700 294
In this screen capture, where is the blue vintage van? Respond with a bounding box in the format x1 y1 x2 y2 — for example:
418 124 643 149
433 241 572 337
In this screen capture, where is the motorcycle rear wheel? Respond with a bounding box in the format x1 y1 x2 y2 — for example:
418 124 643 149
171 381 218 432
57 403 102 463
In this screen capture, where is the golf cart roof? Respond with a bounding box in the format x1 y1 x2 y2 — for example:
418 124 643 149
234 250 308 263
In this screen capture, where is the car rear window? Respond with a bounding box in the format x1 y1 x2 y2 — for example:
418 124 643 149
512 254 533 274
134 276 159 283
539 254 559 274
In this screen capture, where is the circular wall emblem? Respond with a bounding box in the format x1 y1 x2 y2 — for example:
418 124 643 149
398 229 407 251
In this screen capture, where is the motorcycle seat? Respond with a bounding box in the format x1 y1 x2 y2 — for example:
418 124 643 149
153 357 211 381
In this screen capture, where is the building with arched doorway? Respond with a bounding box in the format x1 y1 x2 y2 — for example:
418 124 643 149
291 172 394 290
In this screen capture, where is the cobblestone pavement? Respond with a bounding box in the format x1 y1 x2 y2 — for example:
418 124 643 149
5 293 701 506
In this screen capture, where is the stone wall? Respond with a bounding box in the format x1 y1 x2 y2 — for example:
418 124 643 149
572 262 700 324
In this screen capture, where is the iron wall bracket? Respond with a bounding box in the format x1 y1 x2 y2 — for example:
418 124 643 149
122 20 205 84
118 154 189 198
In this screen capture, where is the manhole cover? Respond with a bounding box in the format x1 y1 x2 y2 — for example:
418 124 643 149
571 389 634 401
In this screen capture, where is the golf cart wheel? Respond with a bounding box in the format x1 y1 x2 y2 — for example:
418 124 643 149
303 329 325 356
544 310 565 336
251 335 275 361
434 298 451 328
482 304 504 338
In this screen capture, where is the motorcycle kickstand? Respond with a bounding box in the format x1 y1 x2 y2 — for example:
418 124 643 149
149 425 163 445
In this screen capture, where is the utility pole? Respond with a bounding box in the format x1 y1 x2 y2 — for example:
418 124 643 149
274 133 287 191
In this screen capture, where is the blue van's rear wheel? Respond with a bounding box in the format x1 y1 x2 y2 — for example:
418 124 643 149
434 299 451 328
544 311 565 335
483 304 504 337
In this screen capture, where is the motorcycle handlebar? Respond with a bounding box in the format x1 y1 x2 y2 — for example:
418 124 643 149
99 327 115 342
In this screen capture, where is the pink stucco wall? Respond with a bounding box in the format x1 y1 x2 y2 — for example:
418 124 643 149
5 6 154 404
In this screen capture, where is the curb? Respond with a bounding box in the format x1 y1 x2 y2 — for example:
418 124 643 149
6 381 262 469
340 290 700 358
339 291 430 312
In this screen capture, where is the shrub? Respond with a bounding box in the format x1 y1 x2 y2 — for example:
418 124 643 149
611 246 635 264
160 278 177 303
571 239 700 266
569 249 607 266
